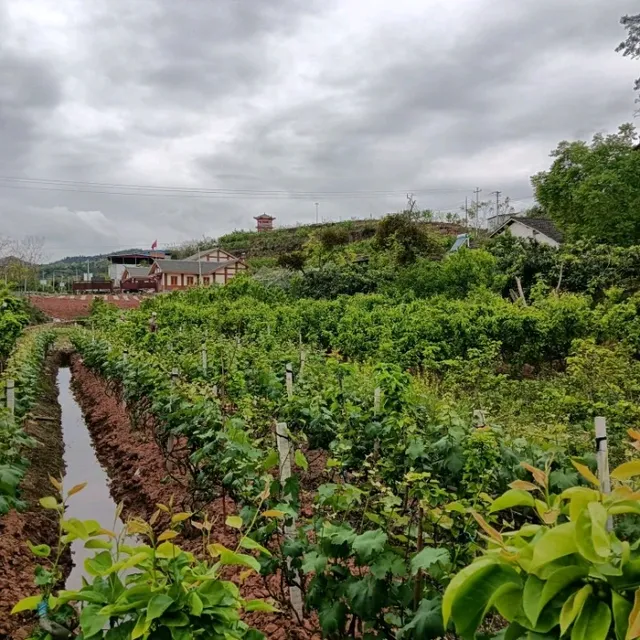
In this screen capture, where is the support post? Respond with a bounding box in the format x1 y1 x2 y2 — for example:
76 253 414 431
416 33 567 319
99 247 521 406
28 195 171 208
595 416 613 531
285 363 293 399
201 344 208 376
276 422 304 619
6 379 15 415
299 351 306 380
122 351 128 409
374 387 381 415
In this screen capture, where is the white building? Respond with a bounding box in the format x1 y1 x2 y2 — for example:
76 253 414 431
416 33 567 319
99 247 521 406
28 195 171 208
489 217 563 248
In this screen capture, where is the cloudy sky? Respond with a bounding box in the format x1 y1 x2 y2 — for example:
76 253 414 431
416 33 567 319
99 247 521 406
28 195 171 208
1 0 638 260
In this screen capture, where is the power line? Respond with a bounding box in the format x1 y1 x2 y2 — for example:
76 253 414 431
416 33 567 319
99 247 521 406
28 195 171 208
0 175 475 198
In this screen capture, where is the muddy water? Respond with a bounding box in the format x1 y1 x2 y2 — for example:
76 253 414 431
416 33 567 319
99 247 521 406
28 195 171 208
58 367 128 590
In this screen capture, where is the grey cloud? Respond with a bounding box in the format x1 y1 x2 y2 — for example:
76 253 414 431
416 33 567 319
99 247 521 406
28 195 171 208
0 0 638 259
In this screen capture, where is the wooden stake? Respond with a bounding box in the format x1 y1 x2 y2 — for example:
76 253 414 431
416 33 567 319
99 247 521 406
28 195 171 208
6 379 15 415
276 422 304 619
285 363 293 399
201 344 208 376
595 416 613 531
299 351 306 380
374 387 381 415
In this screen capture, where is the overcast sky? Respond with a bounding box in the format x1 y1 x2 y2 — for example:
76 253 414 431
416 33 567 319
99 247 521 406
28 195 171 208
1 0 638 261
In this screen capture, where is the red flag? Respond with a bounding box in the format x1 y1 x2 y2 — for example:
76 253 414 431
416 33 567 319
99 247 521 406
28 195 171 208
151 239 158 250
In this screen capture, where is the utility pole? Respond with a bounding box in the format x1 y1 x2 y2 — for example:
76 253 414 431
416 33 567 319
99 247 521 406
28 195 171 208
473 188 481 230
315 202 319 224
491 191 502 218
464 196 468 230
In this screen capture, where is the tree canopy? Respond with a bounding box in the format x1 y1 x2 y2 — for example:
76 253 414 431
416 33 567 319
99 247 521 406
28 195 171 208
531 124 640 245
617 13 640 105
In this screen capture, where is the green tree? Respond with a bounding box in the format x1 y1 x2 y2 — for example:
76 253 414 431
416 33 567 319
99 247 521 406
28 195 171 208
531 124 640 245
617 13 640 107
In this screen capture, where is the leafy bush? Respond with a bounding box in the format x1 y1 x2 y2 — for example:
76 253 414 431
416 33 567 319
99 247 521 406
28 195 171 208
444 456 640 639
14 480 273 639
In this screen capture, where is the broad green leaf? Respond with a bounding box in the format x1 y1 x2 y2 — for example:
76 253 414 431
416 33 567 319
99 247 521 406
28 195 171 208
85 550 114 577
489 490 536 513
398 597 444 638
589 502 612 559
262 449 279 471
627 588 640 640
80 604 109 638
11 595 41 614
301 551 327 574
612 461 640 481
530 523 577 573
571 460 600 487
559 584 591 635
188 592 203 616
410 547 449 575
443 558 521 637
575 502 610 563
131 613 150 639
527 566 587 627
26 541 51 557
522 575 544 626
84 539 113 550
39 496 59 510
146 593 174 621
225 516 243 529
211 544 261 573
611 590 632 640
244 599 279 613
492 582 524 622
571 597 611 640
294 450 308 471
239 536 271 556
352 530 387 561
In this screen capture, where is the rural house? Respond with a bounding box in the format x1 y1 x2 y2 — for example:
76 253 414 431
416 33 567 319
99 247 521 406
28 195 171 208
489 217 563 247
150 253 247 291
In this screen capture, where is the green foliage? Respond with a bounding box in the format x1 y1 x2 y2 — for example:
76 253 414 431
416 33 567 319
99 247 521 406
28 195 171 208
532 124 640 245
617 13 640 104
0 288 30 363
373 211 445 265
444 457 640 639
0 328 55 515
15 481 268 640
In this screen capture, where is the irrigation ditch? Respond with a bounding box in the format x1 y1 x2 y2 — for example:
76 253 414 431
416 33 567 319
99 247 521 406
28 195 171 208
0 349 318 640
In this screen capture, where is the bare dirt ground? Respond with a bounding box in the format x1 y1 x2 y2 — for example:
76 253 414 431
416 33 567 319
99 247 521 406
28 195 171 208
28 295 144 321
70 355 320 640
0 353 70 640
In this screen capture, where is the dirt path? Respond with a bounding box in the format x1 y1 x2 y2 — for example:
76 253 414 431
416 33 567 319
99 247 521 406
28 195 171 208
0 353 69 640
70 355 318 640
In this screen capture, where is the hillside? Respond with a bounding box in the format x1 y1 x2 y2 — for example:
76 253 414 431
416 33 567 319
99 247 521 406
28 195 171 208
174 217 465 262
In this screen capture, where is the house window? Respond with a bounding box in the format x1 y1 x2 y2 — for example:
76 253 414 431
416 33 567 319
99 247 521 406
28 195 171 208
170 276 178 286
203 277 210 285
186 276 194 285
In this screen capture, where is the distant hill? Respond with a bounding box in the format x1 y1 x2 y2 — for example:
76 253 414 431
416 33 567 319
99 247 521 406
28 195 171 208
173 218 464 263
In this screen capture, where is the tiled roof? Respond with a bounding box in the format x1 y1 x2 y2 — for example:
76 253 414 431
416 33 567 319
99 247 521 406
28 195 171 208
184 248 236 261
154 259 239 275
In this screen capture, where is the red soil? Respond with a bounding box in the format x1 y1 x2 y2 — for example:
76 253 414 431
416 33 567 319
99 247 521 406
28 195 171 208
69 356 320 640
0 355 70 640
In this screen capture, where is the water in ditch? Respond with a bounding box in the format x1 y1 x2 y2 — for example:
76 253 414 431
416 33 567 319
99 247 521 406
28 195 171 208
58 367 129 590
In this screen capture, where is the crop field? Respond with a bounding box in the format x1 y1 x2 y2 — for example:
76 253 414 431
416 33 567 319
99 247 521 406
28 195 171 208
4 213 640 638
